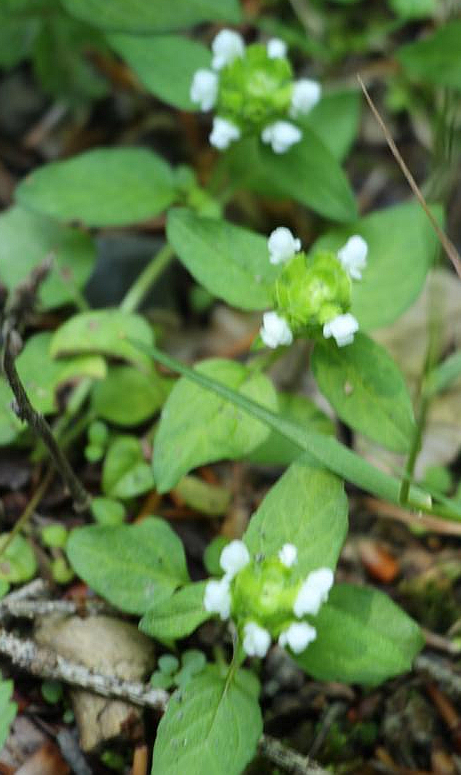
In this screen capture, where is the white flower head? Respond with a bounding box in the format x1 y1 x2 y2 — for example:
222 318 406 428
219 539 250 580
278 622 317 653
267 227 301 265
204 577 231 620
278 543 298 568
323 313 359 347
209 117 241 150
190 69 218 111
267 37 287 59
337 235 368 281
289 79 322 118
211 29 245 70
243 621 271 658
261 121 302 154
293 567 334 618
260 311 293 349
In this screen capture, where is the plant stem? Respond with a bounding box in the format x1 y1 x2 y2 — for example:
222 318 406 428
0 467 54 559
120 243 174 313
399 393 429 506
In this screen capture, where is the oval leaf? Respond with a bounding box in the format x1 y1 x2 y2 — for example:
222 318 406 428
244 461 348 579
67 517 189 614
167 208 279 310
296 583 424 685
140 581 210 642
153 358 278 492
16 148 176 227
91 364 170 426
102 435 155 498
0 205 95 309
108 33 210 111
397 20 461 89
152 666 261 775
313 201 441 329
312 333 416 452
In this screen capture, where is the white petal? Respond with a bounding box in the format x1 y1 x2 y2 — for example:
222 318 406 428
209 117 241 150
267 38 287 59
243 621 271 658
323 313 359 347
261 121 302 154
267 226 301 265
278 622 317 653
211 29 245 70
219 540 250 579
278 543 298 568
289 79 322 118
190 69 218 111
293 567 334 617
260 311 293 349
204 577 231 620
337 235 368 280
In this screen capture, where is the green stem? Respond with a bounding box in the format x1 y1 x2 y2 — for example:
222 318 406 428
120 243 174 313
399 395 429 506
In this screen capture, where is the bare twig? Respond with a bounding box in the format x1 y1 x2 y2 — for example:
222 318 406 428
258 735 329 775
357 74 461 281
363 497 461 537
415 653 461 697
0 597 113 622
0 628 168 711
1 578 50 603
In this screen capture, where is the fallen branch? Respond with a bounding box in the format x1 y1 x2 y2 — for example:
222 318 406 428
258 735 329 775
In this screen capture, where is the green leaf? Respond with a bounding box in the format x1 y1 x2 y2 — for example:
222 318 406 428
167 209 280 310
296 583 424 684
90 497 126 525
91 364 170 426
102 435 155 499
244 462 348 579
312 333 416 452
0 377 25 446
397 20 461 88
172 476 231 516
50 309 154 369
0 205 95 310
153 358 278 492
16 148 176 227
140 582 210 641
141 344 438 513
108 33 211 111
248 391 334 466
0 11 39 68
62 0 241 32
152 666 262 775
67 517 189 614
0 675 17 750
302 89 361 162
0 534 37 583
313 201 441 329
389 0 436 19
258 130 357 222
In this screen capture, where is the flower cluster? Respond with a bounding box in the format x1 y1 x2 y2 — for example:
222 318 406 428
190 29 321 153
204 539 334 658
260 227 368 349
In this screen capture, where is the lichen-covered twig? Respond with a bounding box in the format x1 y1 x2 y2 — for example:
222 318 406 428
258 735 329 775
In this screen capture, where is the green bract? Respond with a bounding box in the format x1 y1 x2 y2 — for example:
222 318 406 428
232 556 297 633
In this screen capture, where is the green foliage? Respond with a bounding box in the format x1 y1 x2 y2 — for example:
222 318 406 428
0 206 95 310
302 89 361 162
311 333 416 452
108 34 211 110
397 20 461 89
152 666 262 775
0 534 37 583
16 148 177 227
67 517 189 614
313 201 441 329
41 524 68 548
90 497 126 525
91 365 170 426
62 0 241 33
296 583 424 684
389 0 436 18
166 209 280 310
0 674 17 749
153 358 278 492
140 582 211 642
244 462 348 580
102 435 154 498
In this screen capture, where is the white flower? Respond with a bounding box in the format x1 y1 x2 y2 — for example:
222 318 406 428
261 121 302 154
289 79 322 118
267 38 287 59
243 621 271 658
278 622 317 653
209 117 241 150
204 577 231 620
267 227 301 265
190 69 218 111
293 567 334 617
323 313 359 347
278 543 298 568
211 29 245 70
260 311 293 349
337 235 368 281
220 540 250 580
